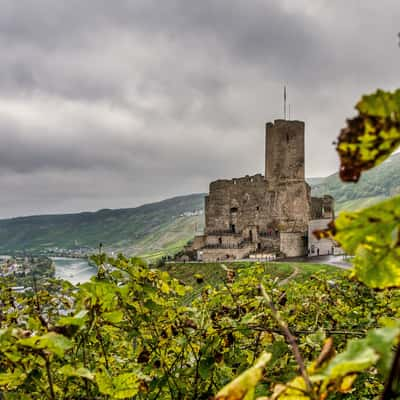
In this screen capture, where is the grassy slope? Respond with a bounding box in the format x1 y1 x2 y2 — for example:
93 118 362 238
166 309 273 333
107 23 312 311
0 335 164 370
164 261 342 284
162 261 344 303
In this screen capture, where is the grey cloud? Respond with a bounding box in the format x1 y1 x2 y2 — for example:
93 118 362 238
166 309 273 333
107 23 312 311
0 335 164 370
0 0 399 218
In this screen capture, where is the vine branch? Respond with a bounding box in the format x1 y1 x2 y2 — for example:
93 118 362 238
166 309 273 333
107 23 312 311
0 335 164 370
260 283 316 400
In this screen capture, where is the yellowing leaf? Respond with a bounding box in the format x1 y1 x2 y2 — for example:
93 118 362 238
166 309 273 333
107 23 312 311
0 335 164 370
59 365 94 381
337 89 400 182
215 352 271 400
96 371 140 399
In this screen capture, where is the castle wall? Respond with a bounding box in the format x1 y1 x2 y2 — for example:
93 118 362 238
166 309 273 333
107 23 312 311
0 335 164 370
268 181 311 231
191 235 206 251
280 232 306 257
199 244 256 262
205 234 243 247
205 174 270 234
205 176 310 234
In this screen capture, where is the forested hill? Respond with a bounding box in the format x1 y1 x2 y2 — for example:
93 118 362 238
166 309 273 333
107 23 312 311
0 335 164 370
0 153 398 256
0 193 206 256
310 152 400 211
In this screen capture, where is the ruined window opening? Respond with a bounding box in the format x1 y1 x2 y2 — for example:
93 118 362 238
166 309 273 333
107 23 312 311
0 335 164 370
230 207 238 213
256 206 260 211
286 133 289 143
218 237 222 245
249 230 253 242
230 224 236 233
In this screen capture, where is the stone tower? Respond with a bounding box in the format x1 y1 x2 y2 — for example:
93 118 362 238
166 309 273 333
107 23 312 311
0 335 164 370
265 120 305 183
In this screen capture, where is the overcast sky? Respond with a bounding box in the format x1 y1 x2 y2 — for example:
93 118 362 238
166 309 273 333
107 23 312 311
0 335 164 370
0 0 399 218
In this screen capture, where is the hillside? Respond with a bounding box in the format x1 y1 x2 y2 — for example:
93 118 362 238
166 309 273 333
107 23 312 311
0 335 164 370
310 152 400 211
0 194 205 256
0 153 398 256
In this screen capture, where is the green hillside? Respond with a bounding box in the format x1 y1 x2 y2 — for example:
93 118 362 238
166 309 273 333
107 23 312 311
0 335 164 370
0 194 205 256
309 152 400 211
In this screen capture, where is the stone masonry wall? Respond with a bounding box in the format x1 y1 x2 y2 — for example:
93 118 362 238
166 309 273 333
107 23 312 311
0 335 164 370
199 244 256 262
205 174 270 234
265 120 305 183
280 232 306 257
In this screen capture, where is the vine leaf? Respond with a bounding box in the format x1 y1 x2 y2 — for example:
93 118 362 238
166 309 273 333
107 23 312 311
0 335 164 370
337 89 400 182
319 323 400 390
269 323 400 399
315 195 400 289
0 370 27 390
18 332 73 358
59 365 94 381
96 371 141 399
214 352 271 400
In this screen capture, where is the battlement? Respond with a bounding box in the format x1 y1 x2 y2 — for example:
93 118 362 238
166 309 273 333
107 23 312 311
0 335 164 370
210 174 264 190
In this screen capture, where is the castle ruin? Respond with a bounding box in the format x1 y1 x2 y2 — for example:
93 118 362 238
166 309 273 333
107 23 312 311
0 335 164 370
189 119 335 262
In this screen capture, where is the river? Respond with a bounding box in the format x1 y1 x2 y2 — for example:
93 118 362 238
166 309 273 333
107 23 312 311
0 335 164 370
52 257 97 284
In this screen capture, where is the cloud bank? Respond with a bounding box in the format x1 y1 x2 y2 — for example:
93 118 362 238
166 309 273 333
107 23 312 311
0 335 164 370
0 0 399 217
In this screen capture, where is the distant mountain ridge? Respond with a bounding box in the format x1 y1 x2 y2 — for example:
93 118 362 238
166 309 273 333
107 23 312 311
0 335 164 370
0 153 399 256
0 193 206 256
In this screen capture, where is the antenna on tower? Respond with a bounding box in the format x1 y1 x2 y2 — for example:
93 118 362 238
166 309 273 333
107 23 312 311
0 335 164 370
283 85 287 120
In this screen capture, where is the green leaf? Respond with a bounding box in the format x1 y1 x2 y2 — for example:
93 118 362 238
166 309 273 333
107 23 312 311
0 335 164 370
320 324 400 388
322 339 379 381
18 332 73 358
333 196 400 288
364 323 400 377
103 310 124 324
199 356 215 380
57 310 88 327
96 371 140 399
0 370 27 390
59 365 94 381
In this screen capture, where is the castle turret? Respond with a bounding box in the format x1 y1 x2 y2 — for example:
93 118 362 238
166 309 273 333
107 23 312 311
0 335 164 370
265 120 305 183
